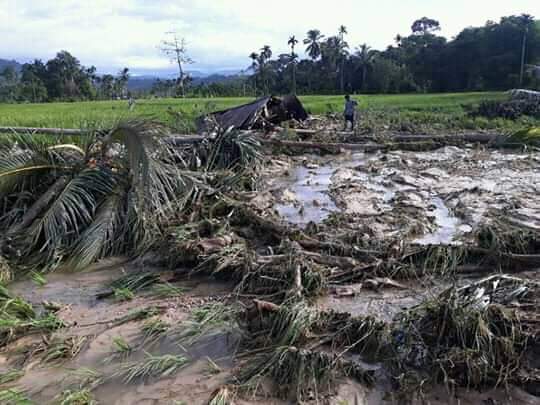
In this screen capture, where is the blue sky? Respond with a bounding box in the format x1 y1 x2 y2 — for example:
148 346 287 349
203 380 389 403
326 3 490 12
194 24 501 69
1 0 539 75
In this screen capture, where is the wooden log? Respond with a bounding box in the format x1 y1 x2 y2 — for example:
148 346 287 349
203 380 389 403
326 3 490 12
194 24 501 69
0 126 86 136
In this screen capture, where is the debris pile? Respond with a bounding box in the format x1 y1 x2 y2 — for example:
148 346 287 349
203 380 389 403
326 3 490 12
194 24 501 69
0 118 539 404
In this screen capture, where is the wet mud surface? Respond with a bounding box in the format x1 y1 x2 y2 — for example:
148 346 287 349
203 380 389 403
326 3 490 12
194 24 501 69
271 146 539 244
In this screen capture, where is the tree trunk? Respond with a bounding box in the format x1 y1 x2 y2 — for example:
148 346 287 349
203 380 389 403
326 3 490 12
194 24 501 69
362 67 367 92
5 176 69 237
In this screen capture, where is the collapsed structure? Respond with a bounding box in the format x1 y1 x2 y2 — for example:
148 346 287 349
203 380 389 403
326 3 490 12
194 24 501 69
197 94 308 132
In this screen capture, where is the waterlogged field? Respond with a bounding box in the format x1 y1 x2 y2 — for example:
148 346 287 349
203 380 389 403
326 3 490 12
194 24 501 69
0 92 529 133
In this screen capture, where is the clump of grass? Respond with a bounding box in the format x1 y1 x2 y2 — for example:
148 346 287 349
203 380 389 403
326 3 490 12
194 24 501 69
0 388 32 404
56 389 96 405
0 256 14 284
64 368 105 391
42 336 87 364
0 286 64 346
113 288 134 302
104 337 133 363
30 271 47 287
114 352 189 383
108 272 160 293
110 307 162 328
208 386 236 405
150 283 185 298
172 303 236 346
239 346 371 401
0 369 24 384
141 318 169 347
393 275 535 391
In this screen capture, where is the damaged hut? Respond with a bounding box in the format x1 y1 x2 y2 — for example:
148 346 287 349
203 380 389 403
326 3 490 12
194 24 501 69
197 95 308 132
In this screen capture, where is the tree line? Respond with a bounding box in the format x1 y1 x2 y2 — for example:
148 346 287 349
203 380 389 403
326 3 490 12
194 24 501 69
0 14 539 102
0 51 130 103
245 15 540 96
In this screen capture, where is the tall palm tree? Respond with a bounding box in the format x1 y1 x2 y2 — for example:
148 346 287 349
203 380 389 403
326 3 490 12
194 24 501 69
518 14 535 86
288 35 299 94
248 52 259 93
260 45 272 61
259 46 272 94
338 25 348 93
303 30 324 61
356 44 376 92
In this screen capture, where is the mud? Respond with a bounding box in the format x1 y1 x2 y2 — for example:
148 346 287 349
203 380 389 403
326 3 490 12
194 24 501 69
272 146 540 245
1 265 239 405
1 145 539 404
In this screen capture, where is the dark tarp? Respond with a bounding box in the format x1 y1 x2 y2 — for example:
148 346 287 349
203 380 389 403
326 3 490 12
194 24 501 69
197 95 308 132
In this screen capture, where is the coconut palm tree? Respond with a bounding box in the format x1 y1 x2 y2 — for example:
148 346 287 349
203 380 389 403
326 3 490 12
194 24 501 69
288 35 299 94
0 121 261 273
248 52 260 92
338 25 348 93
304 30 324 61
260 45 272 61
356 44 376 92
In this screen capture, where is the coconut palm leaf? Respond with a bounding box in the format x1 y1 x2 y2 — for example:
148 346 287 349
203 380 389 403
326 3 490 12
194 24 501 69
109 120 196 221
26 168 117 259
206 129 262 172
0 133 74 196
68 185 126 270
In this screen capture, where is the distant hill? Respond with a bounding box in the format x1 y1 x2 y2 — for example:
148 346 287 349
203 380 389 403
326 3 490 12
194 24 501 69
127 73 245 92
0 59 22 72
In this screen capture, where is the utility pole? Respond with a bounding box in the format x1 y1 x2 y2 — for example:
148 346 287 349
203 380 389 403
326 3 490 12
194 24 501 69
519 24 529 88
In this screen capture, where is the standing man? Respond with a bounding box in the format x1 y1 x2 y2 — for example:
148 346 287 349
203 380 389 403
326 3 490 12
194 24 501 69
343 95 358 131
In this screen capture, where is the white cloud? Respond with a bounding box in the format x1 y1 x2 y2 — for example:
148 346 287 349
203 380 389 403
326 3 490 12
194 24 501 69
1 0 539 73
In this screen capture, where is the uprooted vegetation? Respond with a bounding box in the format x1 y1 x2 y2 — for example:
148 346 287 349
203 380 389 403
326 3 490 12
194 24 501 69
0 118 539 404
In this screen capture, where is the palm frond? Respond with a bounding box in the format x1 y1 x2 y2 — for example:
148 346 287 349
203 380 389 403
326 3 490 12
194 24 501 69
0 133 72 197
56 389 97 405
0 388 32 405
206 129 262 172
26 167 116 260
109 120 190 220
114 352 189 383
68 186 126 270
0 369 24 384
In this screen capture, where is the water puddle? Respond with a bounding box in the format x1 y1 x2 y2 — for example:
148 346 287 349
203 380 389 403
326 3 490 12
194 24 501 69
413 197 468 245
274 163 338 225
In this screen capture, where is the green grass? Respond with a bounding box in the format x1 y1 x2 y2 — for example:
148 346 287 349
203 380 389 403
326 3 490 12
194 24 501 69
0 92 511 131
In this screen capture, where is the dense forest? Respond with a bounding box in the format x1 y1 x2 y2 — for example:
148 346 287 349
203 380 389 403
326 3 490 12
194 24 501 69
0 15 539 102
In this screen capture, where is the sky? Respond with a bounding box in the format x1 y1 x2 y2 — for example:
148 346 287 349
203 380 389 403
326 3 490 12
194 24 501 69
1 0 539 76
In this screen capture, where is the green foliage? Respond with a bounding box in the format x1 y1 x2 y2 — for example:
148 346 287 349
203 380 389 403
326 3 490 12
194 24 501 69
42 336 87 364
113 288 134 302
55 389 97 405
114 352 189 383
30 271 47 287
141 318 169 346
64 368 104 391
0 285 64 346
105 337 133 363
0 121 199 272
150 282 185 298
0 369 24 384
173 303 236 346
0 388 32 405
